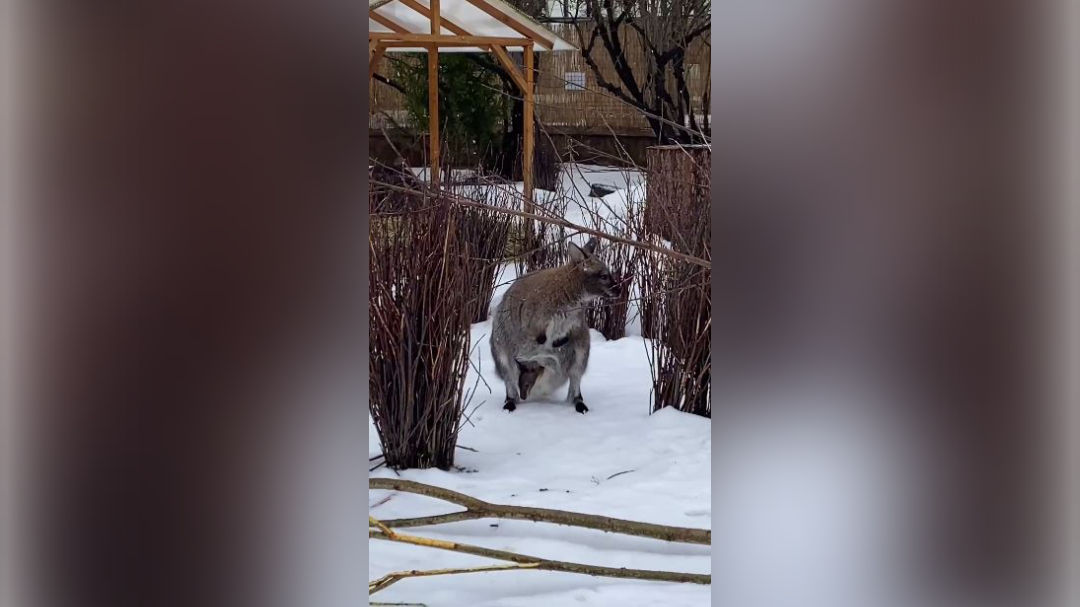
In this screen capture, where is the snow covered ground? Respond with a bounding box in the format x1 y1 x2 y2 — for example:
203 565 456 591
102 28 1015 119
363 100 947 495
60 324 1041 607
367 318 711 606
369 164 710 606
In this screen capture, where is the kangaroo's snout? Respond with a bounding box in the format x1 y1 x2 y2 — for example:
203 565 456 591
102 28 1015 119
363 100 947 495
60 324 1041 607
573 240 618 302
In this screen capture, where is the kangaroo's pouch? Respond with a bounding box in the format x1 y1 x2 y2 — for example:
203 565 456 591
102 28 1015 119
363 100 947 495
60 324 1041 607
516 360 544 400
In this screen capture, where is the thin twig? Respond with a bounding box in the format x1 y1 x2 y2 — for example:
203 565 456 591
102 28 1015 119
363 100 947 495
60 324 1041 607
370 180 711 270
370 494 394 510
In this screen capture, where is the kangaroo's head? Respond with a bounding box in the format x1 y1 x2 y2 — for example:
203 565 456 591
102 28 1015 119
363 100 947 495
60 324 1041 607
567 237 619 301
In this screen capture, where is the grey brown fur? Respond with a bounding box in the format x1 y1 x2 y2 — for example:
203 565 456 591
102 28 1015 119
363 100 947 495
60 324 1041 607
491 238 618 414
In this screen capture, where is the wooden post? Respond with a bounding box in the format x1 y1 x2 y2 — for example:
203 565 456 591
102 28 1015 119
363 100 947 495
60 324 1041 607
369 44 387 80
522 43 535 212
428 0 441 187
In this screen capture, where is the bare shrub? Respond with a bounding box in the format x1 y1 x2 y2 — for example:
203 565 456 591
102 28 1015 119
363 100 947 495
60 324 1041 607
454 186 518 323
516 193 570 275
641 230 711 416
641 147 711 417
369 161 425 214
584 197 645 340
370 189 480 470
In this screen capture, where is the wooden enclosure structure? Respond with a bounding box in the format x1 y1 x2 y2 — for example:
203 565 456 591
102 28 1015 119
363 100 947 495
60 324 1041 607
370 21 710 136
368 0 573 205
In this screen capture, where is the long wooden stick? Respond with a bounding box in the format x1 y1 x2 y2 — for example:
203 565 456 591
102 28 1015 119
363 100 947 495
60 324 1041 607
368 180 713 269
522 43 535 210
428 0 441 189
370 563 539 594
369 478 711 545
369 529 711 585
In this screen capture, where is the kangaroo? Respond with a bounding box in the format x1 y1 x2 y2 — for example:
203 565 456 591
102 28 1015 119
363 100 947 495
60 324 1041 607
491 238 618 414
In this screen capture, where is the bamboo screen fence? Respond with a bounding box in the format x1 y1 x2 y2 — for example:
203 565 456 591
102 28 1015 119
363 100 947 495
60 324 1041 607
369 22 710 136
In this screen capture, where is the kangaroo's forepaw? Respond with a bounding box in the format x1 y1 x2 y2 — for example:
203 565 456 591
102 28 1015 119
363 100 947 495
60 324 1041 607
503 399 517 412
573 398 589 414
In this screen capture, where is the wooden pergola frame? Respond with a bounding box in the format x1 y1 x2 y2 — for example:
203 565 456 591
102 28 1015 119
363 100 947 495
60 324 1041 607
369 0 571 210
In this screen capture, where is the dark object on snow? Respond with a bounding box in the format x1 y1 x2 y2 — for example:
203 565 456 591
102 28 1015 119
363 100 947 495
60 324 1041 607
588 183 618 198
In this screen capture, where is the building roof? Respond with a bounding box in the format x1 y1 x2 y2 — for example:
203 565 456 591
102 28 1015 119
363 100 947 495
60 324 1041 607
369 0 576 53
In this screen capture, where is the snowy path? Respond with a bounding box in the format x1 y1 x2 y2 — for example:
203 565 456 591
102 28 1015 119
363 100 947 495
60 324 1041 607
368 273 711 606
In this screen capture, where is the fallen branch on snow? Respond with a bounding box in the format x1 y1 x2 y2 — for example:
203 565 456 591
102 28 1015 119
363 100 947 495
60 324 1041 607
369 562 540 594
368 525 710 586
369 478 710 545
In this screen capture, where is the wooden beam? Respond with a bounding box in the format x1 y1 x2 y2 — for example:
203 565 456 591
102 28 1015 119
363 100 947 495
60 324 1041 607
428 0 440 188
430 0 440 35
461 0 552 49
428 53 440 187
370 33 531 47
399 0 471 36
369 11 411 34
489 44 526 93
523 43 535 210
375 39 533 50
369 44 387 80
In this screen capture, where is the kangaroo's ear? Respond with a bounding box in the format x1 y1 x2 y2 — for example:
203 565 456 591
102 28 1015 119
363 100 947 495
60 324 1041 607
567 242 586 263
582 237 599 257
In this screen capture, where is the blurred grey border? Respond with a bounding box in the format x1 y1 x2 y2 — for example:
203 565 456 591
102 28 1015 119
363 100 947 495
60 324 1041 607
361 0 372 595
709 2 1078 607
